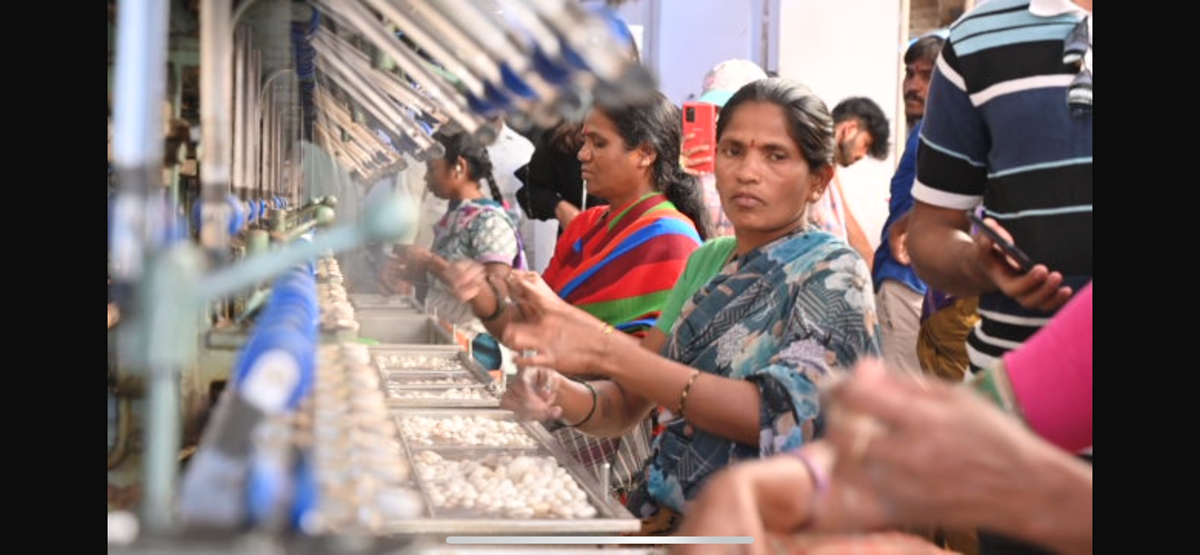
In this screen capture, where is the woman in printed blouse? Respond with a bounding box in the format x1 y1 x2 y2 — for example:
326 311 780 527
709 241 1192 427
496 78 880 533
379 124 527 371
445 89 711 496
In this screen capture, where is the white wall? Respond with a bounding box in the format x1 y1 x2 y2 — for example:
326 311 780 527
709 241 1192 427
776 0 904 248
650 0 761 105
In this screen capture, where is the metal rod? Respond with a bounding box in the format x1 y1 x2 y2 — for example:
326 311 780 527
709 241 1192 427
265 86 276 199
198 226 358 301
312 32 435 154
198 0 235 261
113 0 173 534
251 50 262 198
523 0 625 82
232 26 248 191
365 0 492 96
311 0 487 138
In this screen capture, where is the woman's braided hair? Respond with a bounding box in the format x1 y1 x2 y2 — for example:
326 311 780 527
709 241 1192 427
432 124 504 204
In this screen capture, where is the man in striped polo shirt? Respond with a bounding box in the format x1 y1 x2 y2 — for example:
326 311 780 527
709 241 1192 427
907 0 1091 375
905 1 1091 553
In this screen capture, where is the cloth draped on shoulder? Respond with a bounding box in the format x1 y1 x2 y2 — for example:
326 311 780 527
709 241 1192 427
541 192 702 336
630 227 880 516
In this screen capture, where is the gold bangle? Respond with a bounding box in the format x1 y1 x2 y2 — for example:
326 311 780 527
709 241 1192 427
601 323 615 334
677 370 701 419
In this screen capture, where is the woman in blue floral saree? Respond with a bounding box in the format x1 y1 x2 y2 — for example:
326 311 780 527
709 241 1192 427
497 78 880 533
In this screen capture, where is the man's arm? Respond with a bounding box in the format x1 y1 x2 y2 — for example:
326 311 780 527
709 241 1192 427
887 211 911 264
554 199 581 228
905 201 994 296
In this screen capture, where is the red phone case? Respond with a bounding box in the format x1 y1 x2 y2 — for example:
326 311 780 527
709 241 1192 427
682 101 718 173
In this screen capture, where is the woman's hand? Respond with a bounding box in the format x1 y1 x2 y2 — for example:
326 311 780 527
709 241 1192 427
672 459 785 555
377 245 433 294
442 259 491 304
674 442 849 554
501 271 616 377
499 366 565 421
377 254 408 295
821 359 1049 531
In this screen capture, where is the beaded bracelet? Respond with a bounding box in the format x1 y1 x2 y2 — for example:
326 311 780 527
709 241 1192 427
677 370 701 419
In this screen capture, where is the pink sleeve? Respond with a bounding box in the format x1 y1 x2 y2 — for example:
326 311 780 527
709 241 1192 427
1003 283 1092 452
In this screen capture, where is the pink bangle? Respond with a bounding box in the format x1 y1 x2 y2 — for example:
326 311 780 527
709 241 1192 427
787 448 828 530
789 449 829 498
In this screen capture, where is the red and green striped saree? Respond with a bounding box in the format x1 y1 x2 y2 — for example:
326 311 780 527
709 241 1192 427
542 192 702 337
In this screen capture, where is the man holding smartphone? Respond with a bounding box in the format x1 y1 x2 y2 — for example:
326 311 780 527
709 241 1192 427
906 0 1092 377
905 5 1091 554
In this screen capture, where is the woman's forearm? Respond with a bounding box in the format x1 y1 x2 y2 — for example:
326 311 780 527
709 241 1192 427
590 333 763 446
554 200 581 228
454 264 517 337
555 379 649 437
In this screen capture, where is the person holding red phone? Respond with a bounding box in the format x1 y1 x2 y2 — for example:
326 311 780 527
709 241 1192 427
682 59 769 237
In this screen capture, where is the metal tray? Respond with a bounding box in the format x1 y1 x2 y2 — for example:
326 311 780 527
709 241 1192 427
356 313 458 346
349 293 424 313
385 408 639 534
385 374 483 387
373 349 500 407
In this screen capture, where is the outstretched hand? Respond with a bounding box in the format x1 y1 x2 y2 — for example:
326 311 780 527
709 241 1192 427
499 365 565 421
501 270 618 377
441 259 491 305
377 245 433 295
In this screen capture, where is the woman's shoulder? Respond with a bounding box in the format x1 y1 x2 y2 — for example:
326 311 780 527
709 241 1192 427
772 230 868 278
567 205 609 229
693 236 738 259
458 200 514 223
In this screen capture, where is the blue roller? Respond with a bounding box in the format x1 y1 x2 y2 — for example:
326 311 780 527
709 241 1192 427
191 193 246 235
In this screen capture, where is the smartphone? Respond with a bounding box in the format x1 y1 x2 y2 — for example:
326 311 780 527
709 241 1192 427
966 211 1035 273
682 101 718 173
